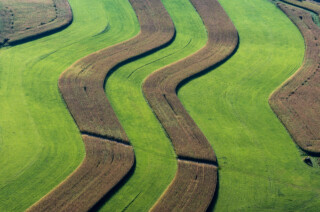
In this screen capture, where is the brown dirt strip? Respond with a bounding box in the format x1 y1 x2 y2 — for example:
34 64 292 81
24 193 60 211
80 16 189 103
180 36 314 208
269 3 320 154
27 135 134 212
59 0 175 142
143 0 238 162
151 160 217 212
281 0 320 16
27 0 175 211
0 0 72 46
143 0 238 210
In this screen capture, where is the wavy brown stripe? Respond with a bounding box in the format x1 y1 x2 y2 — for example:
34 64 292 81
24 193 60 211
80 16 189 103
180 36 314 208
27 0 175 211
270 2 320 155
143 0 239 210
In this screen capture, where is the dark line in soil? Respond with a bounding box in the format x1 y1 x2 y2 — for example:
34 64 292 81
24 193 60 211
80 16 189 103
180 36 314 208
176 33 240 93
177 156 218 167
103 30 177 88
81 132 131 146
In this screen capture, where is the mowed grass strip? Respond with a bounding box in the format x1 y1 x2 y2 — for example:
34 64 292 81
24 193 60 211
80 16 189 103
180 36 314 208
59 0 175 142
30 0 176 210
0 0 72 46
179 0 320 211
103 0 210 210
270 3 320 154
142 0 238 210
0 0 140 211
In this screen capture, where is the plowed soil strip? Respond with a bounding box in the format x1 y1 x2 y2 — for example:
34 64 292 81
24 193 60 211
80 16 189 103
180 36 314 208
27 135 134 212
28 0 175 210
151 160 217 212
281 0 320 16
59 0 175 142
0 0 73 46
270 3 320 154
143 0 238 210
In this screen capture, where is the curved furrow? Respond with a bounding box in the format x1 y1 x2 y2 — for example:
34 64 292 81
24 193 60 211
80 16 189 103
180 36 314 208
143 0 238 210
0 0 73 46
102 0 208 210
270 2 320 154
281 0 320 16
0 0 141 210
27 0 175 211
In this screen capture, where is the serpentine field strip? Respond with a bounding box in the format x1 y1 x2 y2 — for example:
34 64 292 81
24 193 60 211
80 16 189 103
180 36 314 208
179 0 320 211
0 0 139 210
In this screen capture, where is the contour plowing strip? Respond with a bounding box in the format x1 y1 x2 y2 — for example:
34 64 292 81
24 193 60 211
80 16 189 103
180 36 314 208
0 0 73 46
281 0 320 16
143 0 238 210
270 2 320 154
27 0 175 211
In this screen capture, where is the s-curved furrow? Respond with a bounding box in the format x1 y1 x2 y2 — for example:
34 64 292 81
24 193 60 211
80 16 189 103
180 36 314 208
102 0 209 210
0 0 140 211
59 0 175 141
0 0 73 46
27 135 134 212
270 3 320 154
281 0 320 16
27 0 176 211
143 0 238 210
179 0 320 210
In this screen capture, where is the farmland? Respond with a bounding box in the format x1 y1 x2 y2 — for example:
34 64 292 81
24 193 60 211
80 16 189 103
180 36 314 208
1 0 320 211
179 0 320 211
0 0 139 210
0 0 72 46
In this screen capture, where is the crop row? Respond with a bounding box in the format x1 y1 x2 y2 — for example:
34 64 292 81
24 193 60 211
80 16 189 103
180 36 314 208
143 0 238 210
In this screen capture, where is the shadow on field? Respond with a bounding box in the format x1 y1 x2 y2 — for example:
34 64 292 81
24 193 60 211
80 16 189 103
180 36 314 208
207 165 220 212
176 33 240 93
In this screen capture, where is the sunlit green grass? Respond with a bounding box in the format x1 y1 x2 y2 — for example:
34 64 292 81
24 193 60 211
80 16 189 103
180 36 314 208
179 0 320 211
103 0 208 210
0 0 139 211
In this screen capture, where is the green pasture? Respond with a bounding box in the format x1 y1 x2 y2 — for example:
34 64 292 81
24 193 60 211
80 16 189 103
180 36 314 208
104 0 208 210
0 0 139 210
179 0 320 211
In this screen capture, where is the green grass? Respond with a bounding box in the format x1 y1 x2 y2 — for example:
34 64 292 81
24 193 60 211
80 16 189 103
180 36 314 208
179 0 320 211
103 0 208 210
0 0 139 211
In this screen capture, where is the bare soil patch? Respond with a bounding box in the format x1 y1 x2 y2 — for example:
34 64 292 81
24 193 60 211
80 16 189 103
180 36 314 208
143 0 238 210
26 135 134 212
0 0 72 46
270 3 320 154
151 160 217 212
28 0 176 210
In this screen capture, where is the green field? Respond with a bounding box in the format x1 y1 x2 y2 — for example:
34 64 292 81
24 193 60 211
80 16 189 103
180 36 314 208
0 0 139 210
104 0 208 210
179 0 320 211
2 0 320 211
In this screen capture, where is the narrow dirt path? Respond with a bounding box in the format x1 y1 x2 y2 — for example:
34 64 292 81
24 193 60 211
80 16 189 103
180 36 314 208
143 0 238 210
27 0 175 211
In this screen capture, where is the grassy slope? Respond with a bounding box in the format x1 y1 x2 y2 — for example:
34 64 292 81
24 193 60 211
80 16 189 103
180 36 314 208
0 0 139 211
179 0 320 211
103 0 207 211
